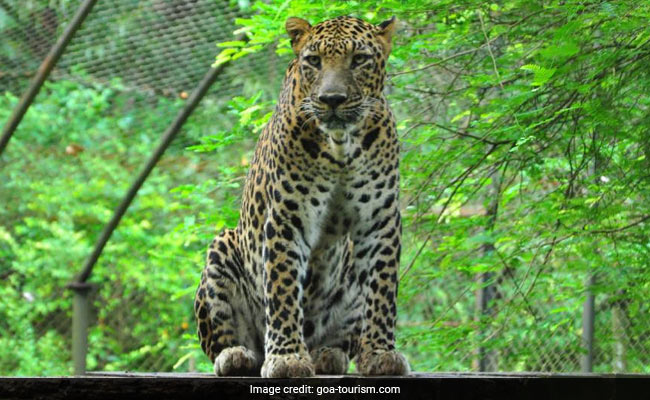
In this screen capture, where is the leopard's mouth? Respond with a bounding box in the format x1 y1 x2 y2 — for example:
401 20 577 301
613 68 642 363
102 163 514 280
322 115 348 130
318 110 359 131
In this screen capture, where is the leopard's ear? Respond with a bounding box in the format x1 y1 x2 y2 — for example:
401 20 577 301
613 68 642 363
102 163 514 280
286 17 312 55
376 16 397 54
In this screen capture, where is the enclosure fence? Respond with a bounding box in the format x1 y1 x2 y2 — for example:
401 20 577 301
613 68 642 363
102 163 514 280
1 0 648 376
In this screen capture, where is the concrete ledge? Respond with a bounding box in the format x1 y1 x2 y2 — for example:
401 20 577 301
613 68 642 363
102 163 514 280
1 372 647 400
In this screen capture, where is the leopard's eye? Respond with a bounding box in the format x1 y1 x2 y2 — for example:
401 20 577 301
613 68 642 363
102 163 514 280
352 54 371 67
304 55 321 68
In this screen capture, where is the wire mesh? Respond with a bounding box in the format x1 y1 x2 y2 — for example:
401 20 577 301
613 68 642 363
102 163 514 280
1 0 649 376
0 0 283 375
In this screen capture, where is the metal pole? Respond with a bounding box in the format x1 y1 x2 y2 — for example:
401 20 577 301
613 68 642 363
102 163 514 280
581 133 599 373
0 0 99 157
476 271 497 371
69 282 93 375
581 273 595 372
611 293 628 372
75 60 231 283
475 171 499 372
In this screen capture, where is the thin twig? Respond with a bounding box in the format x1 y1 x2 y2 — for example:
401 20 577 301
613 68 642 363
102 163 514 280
422 121 513 146
588 214 650 234
478 11 504 91
400 145 498 280
390 38 498 77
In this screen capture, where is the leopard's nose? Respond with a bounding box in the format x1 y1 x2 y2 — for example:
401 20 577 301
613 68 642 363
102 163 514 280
318 93 347 109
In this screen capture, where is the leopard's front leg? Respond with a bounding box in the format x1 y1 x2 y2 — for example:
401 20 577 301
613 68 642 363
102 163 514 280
353 209 410 376
259 214 315 378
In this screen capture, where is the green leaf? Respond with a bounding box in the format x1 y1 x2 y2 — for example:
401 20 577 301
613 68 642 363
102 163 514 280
520 64 556 86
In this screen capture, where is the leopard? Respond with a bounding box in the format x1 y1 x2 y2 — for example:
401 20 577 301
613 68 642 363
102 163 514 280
194 15 409 378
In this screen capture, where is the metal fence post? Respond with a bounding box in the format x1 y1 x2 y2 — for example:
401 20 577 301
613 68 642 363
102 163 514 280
581 139 600 373
611 289 628 372
581 273 595 372
476 271 497 371
475 171 500 372
69 282 93 375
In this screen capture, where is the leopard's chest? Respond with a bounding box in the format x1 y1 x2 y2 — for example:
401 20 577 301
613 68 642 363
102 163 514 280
266 119 398 250
303 148 396 247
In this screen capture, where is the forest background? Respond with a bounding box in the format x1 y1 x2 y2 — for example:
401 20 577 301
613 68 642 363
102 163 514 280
1 0 649 375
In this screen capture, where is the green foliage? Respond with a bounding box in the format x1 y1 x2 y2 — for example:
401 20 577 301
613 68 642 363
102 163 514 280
207 0 650 373
0 79 235 374
2 0 650 375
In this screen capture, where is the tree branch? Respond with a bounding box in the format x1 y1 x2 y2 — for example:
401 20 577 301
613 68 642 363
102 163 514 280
390 39 498 77
589 215 650 234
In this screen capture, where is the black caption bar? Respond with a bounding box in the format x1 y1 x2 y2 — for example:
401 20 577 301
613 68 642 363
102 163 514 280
1 373 648 400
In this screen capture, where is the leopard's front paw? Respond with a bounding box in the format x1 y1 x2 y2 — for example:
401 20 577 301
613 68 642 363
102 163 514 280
261 353 315 378
214 346 259 376
357 349 410 376
311 347 349 375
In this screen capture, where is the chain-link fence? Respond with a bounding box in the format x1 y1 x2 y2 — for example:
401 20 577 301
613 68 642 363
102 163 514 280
0 0 284 375
397 228 650 374
1 0 649 376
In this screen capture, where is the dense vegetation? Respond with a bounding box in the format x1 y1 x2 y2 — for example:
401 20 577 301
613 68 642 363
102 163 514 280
1 0 649 375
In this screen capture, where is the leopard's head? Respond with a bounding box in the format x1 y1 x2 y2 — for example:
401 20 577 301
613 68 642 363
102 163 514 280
286 16 396 136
